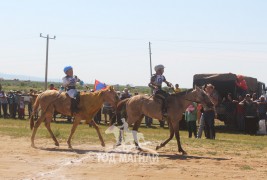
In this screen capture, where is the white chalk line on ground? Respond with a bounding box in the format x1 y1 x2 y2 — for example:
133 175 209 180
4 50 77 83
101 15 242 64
22 141 158 179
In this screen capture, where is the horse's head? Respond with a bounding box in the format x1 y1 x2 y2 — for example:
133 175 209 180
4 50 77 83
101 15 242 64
102 86 120 110
194 86 214 108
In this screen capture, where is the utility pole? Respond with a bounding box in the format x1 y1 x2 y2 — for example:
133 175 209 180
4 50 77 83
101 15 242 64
40 33 56 90
149 42 152 77
149 42 153 94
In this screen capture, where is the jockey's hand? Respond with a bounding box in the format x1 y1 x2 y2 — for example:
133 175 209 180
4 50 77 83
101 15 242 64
80 81 84 86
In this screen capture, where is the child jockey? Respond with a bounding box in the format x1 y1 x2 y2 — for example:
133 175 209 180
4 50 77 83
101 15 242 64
148 64 173 118
62 66 84 114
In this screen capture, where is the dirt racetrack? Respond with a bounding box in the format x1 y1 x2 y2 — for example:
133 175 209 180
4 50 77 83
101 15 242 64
0 135 266 180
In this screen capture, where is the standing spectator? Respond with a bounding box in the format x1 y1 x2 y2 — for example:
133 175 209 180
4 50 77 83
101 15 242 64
116 91 122 125
18 97 25 119
1 93 9 118
102 102 114 125
93 109 102 124
236 95 245 131
7 91 16 119
120 88 132 121
174 84 181 93
203 84 218 139
252 93 257 101
23 93 32 117
185 102 198 138
197 104 205 138
120 88 132 100
236 75 248 97
0 84 4 117
222 93 238 128
145 116 153 128
239 94 258 134
256 95 267 121
14 91 20 119
49 83 58 90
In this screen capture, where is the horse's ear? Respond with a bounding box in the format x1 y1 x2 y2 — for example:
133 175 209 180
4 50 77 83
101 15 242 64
109 86 114 91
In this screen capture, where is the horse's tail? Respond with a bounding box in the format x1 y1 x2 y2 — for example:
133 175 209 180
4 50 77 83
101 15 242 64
116 98 130 113
30 94 41 130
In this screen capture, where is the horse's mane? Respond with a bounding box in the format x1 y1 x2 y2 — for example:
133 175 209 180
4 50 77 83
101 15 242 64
80 86 111 97
79 86 113 104
171 88 194 97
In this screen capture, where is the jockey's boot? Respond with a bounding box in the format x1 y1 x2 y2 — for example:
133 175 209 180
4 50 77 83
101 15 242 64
71 98 79 114
162 101 168 119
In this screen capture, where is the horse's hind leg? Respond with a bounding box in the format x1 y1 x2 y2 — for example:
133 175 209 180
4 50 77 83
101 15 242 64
156 121 174 150
44 117 59 146
90 120 105 147
132 117 143 150
31 112 46 148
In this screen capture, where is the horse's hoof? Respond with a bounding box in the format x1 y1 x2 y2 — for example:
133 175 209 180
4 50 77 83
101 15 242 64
116 143 121 147
67 143 73 149
156 145 160 150
179 149 187 155
31 143 37 148
55 142 59 147
101 143 105 147
136 146 143 151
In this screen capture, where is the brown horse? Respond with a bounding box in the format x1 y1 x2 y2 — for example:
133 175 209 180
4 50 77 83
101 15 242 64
117 86 214 155
30 86 119 148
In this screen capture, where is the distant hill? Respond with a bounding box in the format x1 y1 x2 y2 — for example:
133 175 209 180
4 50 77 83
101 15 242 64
0 72 61 82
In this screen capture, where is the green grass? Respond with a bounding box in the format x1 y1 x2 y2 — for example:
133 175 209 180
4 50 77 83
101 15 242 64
240 165 254 170
0 118 266 158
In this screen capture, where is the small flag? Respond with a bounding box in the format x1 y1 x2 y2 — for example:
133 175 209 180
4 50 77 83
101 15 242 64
94 80 107 91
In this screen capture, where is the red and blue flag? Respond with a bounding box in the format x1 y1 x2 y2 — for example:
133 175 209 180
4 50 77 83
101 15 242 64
94 80 107 91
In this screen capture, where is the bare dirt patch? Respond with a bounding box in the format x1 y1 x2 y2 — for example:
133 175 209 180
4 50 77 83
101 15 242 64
0 136 266 180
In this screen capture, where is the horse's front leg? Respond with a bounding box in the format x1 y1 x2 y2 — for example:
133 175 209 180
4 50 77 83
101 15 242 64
67 119 80 149
156 120 174 150
174 124 187 155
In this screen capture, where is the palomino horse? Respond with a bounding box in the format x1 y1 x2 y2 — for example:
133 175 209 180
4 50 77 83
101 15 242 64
117 86 214 155
30 86 119 148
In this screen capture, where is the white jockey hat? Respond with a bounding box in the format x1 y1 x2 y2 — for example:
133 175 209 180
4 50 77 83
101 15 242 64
154 64 165 72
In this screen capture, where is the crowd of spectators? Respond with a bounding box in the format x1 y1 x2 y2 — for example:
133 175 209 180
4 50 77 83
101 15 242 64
0 84 34 119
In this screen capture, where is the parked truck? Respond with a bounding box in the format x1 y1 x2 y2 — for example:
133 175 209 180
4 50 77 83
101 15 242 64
193 73 266 124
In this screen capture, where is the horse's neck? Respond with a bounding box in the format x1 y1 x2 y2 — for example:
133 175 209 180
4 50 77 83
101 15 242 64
81 92 104 111
179 91 196 110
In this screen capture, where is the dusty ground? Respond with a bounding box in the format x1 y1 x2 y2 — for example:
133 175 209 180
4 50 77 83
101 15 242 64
0 136 266 180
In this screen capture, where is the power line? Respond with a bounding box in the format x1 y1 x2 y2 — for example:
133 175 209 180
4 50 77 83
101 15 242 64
59 34 267 45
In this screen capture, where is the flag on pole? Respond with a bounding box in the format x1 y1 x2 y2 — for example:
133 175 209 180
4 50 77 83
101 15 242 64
94 80 107 91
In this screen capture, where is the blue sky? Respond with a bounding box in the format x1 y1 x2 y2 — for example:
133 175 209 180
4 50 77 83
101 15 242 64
1 0 267 88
